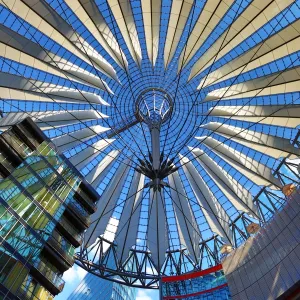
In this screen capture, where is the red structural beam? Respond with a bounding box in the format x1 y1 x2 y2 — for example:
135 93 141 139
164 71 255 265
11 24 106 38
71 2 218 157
162 283 228 300
161 264 223 283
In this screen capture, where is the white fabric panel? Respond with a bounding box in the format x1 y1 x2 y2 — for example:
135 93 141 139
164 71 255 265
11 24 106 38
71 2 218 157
0 41 106 90
179 155 232 243
84 160 131 247
205 80 300 102
54 61 113 92
52 125 110 152
107 0 142 66
190 147 259 219
21 0 117 80
204 36 300 87
5 0 115 79
205 105 300 129
0 73 109 105
152 0 161 66
178 0 234 70
168 172 200 263
85 150 120 188
141 0 161 66
115 172 145 263
78 0 128 69
65 0 126 69
69 139 115 170
0 20 114 91
203 66 300 100
192 0 293 79
196 136 282 189
147 190 169 269
164 0 193 68
198 20 300 86
219 81 300 103
0 110 107 130
201 122 300 159
0 23 111 91
0 87 93 105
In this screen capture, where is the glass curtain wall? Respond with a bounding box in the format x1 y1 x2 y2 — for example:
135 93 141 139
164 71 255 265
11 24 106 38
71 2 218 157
0 138 82 299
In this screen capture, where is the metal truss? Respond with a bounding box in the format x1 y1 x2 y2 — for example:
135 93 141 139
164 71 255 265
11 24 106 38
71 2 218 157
75 131 300 289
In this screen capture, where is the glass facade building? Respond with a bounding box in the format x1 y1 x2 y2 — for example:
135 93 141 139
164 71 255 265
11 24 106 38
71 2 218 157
67 273 137 300
161 265 231 300
0 117 99 299
222 187 300 299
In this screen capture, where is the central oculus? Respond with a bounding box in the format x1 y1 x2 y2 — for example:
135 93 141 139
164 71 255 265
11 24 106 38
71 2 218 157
135 88 173 128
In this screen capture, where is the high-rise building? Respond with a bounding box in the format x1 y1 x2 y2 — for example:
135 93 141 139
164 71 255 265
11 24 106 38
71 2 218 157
67 273 137 300
0 117 99 299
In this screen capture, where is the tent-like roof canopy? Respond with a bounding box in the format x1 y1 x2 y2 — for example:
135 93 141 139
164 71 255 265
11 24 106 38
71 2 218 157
0 0 299 288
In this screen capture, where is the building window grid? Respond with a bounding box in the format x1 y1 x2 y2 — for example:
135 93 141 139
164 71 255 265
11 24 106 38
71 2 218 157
68 272 137 300
1 141 85 224
162 271 229 298
0 138 88 299
0 236 50 299
0 173 61 238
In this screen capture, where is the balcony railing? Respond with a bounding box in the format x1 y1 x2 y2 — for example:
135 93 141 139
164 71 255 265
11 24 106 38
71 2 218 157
16 286 41 300
0 153 16 174
67 200 91 227
75 188 97 213
1 131 31 159
33 260 65 292
58 217 83 246
16 272 63 299
47 235 74 266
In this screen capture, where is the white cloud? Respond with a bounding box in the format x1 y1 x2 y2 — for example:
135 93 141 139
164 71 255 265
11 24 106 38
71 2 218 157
136 290 153 300
136 289 159 300
62 264 87 284
146 266 158 275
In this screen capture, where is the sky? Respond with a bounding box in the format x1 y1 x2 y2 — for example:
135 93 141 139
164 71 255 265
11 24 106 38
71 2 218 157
55 223 160 300
54 264 159 300
55 265 87 300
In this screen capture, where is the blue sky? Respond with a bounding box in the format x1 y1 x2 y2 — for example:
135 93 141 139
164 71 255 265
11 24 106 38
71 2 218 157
54 265 87 300
54 265 159 299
